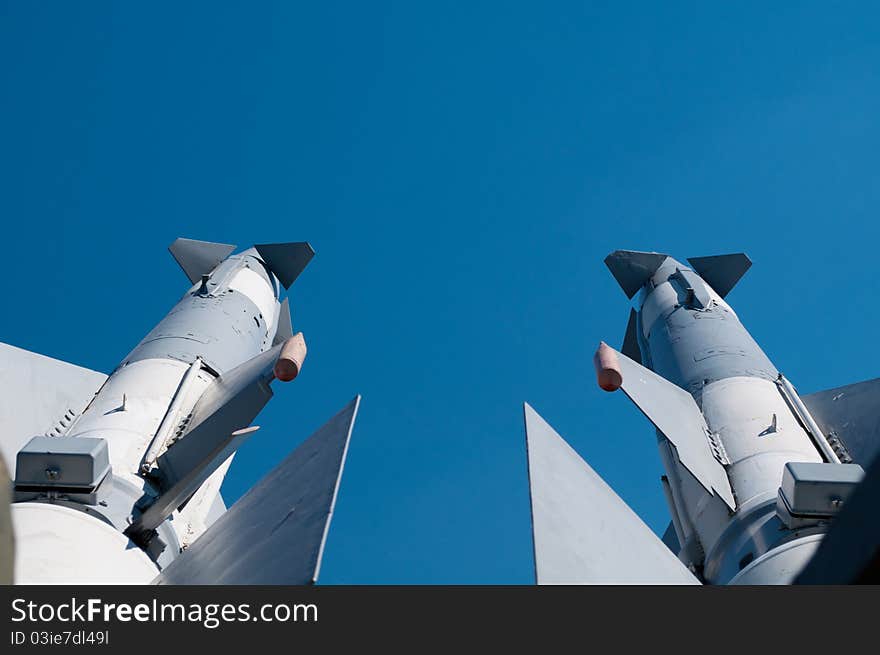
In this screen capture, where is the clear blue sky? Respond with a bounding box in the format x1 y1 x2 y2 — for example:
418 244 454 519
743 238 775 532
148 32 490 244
2 3 879 583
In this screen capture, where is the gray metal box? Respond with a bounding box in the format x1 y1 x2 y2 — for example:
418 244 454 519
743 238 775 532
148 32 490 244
14 436 110 490
779 461 864 517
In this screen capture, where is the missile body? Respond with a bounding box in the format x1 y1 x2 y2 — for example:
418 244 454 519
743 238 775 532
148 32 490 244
8 240 317 583
528 251 870 585
75 246 283 481
604 251 849 583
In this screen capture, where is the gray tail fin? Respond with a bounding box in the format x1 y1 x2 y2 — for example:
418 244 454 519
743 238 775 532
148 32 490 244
686 253 751 297
621 308 642 364
169 238 237 284
604 250 670 298
255 242 315 289
273 298 294 346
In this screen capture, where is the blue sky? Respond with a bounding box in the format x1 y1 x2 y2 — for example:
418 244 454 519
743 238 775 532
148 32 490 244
2 3 880 583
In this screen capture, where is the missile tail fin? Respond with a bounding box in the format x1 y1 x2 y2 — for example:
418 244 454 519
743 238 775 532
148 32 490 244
273 298 293 346
168 238 237 284
254 242 315 289
621 308 642 364
524 403 699 584
686 253 751 298
153 396 360 585
604 250 670 298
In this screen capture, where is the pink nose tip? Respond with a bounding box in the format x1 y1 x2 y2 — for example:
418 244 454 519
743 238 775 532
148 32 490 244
594 341 622 392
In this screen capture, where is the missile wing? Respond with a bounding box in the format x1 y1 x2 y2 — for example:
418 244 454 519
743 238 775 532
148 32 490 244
0 342 107 469
524 403 699 584
153 396 360 585
802 377 880 466
611 346 736 510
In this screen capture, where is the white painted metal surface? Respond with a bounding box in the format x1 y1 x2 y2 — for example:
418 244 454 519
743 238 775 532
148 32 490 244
68 358 212 488
141 357 205 472
639 281 678 339
525 403 700 585
728 534 822 585
778 375 841 464
0 342 106 469
228 267 278 331
802 376 880 465
174 454 234 547
701 376 823 511
11 503 158 584
616 350 737 509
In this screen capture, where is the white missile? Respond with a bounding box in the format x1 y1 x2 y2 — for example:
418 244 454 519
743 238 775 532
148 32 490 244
525 250 878 584
0 238 360 585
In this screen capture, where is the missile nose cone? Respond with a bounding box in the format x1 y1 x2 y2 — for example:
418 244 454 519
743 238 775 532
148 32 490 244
594 341 622 392
274 332 308 382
